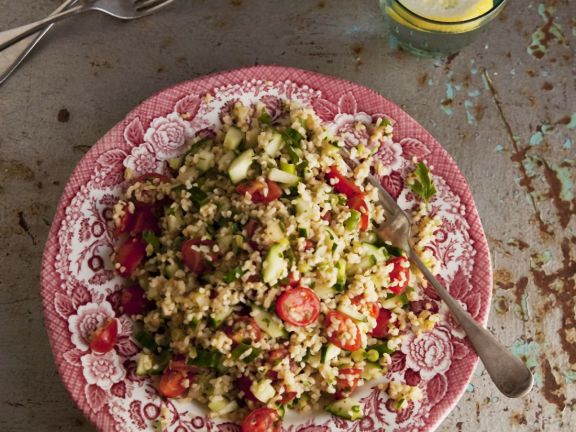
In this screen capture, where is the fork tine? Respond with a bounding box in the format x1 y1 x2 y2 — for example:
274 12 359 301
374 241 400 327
135 0 175 12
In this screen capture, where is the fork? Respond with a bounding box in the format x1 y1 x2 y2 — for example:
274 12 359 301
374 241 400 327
0 0 176 51
341 151 534 398
0 0 78 86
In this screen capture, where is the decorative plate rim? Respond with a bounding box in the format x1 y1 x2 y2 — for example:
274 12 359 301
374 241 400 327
40 65 492 432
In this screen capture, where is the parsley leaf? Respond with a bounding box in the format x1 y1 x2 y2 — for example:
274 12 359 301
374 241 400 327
142 230 160 253
258 111 273 125
409 162 436 204
188 186 208 206
223 266 244 283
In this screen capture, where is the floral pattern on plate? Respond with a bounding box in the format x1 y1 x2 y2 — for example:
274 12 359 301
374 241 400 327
41 66 491 432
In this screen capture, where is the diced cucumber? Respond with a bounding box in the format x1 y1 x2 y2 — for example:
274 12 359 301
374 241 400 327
251 307 288 338
167 213 182 234
208 396 238 415
314 283 337 300
266 220 285 243
322 142 341 155
209 306 232 328
251 379 276 403
320 343 341 364
294 197 311 216
245 128 259 146
279 161 296 175
361 243 387 262
351 243 388 274
136 353 155 376
228 149 254 184
217 233 233 253
338 304 367 322
269 168 300 186
196 150 215 172
264 132 284 157
325 397 364 420
262 240 289 284
362 362 383 380
335 259 347 291
163 259 179 278
218 150 236 172
344 210 361 231
167 156 183 171
224 126 244 150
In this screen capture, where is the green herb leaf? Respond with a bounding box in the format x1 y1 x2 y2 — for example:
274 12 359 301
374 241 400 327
223 266 244 283
142 230 161 253
281 127 304 148
134 330 157 351
187 349 225 372
258 111 273 125
188 186 208 206
409 162 436 204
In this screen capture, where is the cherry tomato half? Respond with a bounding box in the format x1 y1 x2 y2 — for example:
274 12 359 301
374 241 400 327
241 407 281 432
89 319 118 354
158 369 188 398
236 180 283 204
181 239 215 274
276 287 321 327
244 219 260 238
236 375 258 402
335 367 362 399
121 285 153 316
115 237 147 277
324 310 362 351
114 201 134 235
348 194 369 231
352 296 379 320
370 308 392 339
130 205 160 236
325 167 362 198
387 256 410 294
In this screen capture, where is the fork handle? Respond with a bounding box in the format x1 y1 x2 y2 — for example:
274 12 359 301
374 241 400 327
409 248 534 398
0 5 87 51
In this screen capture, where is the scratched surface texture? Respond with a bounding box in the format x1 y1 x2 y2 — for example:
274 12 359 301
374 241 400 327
0 0 574 431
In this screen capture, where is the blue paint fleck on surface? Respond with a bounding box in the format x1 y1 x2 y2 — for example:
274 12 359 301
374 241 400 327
481 74 490 90
464 100 476 125
471 67 478 75
511 339 540 369
563 138 573 149
446 82 455 99
563 370 576 383
495 144 504 152
530 131 544 146
465 383 474 392
427 79 434 86
468 89 480 97
550 163 574 202
541 70 550 77
567 113 576 129
388 34 399 50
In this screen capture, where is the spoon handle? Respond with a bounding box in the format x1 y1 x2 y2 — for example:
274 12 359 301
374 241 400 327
409 249 533 398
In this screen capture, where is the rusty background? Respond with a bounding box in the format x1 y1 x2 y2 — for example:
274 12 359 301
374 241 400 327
0 0 574 430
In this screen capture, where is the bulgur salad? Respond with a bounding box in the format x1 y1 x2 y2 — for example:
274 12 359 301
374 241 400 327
87 100 442 431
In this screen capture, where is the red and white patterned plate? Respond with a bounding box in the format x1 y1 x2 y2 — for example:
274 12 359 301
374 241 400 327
41 66 492 432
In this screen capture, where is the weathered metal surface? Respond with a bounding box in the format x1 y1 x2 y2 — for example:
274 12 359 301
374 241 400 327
0 0 574 430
